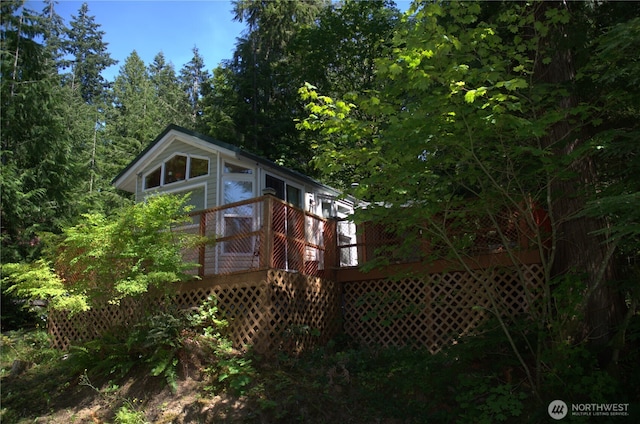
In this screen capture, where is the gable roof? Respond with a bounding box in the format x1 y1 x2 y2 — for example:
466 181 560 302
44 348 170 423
112 124 340 195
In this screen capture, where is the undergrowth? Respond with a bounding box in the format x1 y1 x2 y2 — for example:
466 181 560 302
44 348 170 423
2 308 639 423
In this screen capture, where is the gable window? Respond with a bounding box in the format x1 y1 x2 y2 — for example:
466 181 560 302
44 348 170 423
165 155 187 184
143 153 210 190
145 168 162 189
190 157 208 178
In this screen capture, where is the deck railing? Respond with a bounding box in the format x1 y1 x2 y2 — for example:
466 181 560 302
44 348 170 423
182 197 549 278
183 195 337 278
336 205 549 268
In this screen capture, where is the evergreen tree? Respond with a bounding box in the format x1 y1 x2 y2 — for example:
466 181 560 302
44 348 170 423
1 0 85 262
294 0 399 97
39 0 67 75
202 0 399 175
179 46 211 125
106 51 162 179
64 2 116 104
198 64 239 142
149 52 191 128
221 0 325 171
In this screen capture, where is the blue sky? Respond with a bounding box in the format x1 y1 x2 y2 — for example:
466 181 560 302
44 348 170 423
29 1 412 82
30 0 245 81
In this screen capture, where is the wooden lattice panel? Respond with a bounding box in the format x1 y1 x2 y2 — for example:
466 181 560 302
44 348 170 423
48 270 341 356
49 264 543 354
343 264 544 353
267 269 342 354
48 296 158 350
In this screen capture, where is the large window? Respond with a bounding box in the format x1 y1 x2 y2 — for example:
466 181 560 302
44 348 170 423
222 162 255 254
143 153 210 190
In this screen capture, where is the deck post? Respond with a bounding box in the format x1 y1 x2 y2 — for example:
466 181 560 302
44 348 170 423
198 211 206 278
262 195 274 269
294 209 305 272
324 218 338 278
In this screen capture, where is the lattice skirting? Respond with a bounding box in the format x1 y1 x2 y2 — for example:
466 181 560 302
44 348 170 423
49 264 544 355
48 269 342 356
342 263 545 352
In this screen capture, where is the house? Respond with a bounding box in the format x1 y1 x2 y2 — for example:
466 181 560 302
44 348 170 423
50 125 545 353
112 125 358 275
112 124 355 217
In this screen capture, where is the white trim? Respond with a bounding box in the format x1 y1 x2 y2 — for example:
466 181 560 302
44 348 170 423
216 155 222 206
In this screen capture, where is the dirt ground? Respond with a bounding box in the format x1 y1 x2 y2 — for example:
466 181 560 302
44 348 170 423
2 363 263 424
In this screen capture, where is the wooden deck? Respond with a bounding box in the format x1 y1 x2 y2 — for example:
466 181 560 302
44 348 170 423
185 195 546 279
49 196 547 354
336 249 543 282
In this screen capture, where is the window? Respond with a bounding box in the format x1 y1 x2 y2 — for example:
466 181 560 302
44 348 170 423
224 180 254 204
165 155 187 184
224 163 253 174
265 174 285 199
287 185 301 209
190 157 208 178
143 153 210 190
322 201 333 218
222 161 256 254
145 168 162 189
265 174 302 208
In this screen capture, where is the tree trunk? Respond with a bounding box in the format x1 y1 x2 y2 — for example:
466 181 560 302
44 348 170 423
533 2 625 360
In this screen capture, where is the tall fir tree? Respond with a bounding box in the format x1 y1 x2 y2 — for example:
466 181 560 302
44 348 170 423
149 52 191 128
198 64 239 142
294 0 399 97
179 46 211 125
64 2 116 104
39 0 67 75
200 0 326 173
1 0 86 261
106 51 162 179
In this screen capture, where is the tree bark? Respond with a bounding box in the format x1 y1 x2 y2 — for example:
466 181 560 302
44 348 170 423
533 2 625 360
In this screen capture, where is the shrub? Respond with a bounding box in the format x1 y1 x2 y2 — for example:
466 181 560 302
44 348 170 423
2 194 205 315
